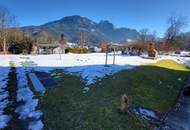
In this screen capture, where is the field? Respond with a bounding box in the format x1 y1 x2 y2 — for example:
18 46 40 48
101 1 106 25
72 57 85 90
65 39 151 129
40 60 189 130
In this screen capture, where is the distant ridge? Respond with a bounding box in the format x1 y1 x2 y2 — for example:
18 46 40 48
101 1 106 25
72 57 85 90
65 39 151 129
22 15 139 44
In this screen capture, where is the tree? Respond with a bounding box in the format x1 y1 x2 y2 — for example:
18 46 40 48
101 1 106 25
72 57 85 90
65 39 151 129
36 31 55 44
7 29 33 54
149 31 157 42
165 15 188 51
78 30 88 48
138 29 157 43
138 28 149 43
0 6 17 53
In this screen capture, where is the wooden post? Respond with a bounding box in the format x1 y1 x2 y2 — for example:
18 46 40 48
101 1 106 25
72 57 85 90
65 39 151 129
105 45 108 66
59 50 62 60
3 36 6 54
113 47 116 65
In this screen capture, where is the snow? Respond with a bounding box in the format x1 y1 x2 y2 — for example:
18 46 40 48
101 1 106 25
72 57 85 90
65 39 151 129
28 110 43 119
0 67 11 129
180 51 190 56
134 107 159 123
0 91 8 101
139 108 157 119
15 99 39 120
16 87 34 102
65 65 133 85
28 73 46 94
0 53 190 128
178 78 182 81
67 42 77 47
0 100 9 111
28 120 44 130
0 115 11 129
15 67 43 129
83 87 90 93
1 53 190 86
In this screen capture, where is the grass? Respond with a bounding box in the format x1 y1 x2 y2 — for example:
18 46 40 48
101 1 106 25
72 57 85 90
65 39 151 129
40 60 190 130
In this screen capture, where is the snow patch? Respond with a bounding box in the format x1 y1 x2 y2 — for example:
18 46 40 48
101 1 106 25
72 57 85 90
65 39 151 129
28 120 44 130
178 78 182 81
0 91 9 101
0 67 10 129
139 108 157 119
15 67 43 129
15 99 39 120
0 100 9 111
65 65 134 85
134 107 160 124
16 87 34 102
83 87 90 93
0 115 11 129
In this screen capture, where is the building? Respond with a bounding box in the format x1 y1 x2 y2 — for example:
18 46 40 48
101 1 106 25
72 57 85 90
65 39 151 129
38 42 59 54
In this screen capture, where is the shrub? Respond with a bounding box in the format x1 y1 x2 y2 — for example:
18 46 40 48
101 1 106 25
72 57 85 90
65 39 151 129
67 47 88 54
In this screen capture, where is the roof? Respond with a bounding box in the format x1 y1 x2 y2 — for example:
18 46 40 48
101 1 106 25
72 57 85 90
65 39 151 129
39 43 59 47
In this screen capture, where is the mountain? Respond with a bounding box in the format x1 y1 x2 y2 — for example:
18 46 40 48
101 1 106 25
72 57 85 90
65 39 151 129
22 15 139 44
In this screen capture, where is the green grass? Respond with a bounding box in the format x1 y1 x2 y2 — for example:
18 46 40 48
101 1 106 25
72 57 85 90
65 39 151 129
40 60 190 130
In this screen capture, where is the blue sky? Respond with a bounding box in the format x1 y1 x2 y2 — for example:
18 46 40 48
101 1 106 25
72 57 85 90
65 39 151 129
0 0 190 37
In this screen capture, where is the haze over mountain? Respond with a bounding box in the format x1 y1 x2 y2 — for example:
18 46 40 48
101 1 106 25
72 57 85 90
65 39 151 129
22 15 139 44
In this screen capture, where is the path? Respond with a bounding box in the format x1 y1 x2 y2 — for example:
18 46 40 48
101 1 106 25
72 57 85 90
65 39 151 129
159 77 190 130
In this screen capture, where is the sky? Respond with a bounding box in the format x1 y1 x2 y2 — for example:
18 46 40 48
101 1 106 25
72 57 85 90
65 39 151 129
0 0 190 37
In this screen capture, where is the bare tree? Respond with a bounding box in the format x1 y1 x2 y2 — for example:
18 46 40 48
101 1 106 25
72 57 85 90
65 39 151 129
78 30 88 48
165 15 188 51
138 29 157 44
37 31 54 44
138 28 149 43
149 31 157 42
0 6 17 53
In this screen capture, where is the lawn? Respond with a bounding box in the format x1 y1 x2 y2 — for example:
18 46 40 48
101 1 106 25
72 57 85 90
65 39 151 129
40 60 190 130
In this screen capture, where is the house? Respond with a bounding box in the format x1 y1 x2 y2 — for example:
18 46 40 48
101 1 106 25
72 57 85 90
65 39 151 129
38 41 77 54
38 42 59 54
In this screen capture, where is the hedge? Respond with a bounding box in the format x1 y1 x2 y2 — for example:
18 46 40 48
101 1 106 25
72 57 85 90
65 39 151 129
67 47 88 54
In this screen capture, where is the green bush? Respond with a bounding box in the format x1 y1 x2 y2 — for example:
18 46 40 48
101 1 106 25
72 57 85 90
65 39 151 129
67 47 88 54
22 49 28 55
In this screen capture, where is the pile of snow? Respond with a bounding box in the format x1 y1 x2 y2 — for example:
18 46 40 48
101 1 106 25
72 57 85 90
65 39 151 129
0 67 11 129
15 67 43 130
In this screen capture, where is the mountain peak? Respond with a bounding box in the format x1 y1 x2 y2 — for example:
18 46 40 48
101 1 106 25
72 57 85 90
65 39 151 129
59 15 96 25
98 20 114 29
22 16 139 44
